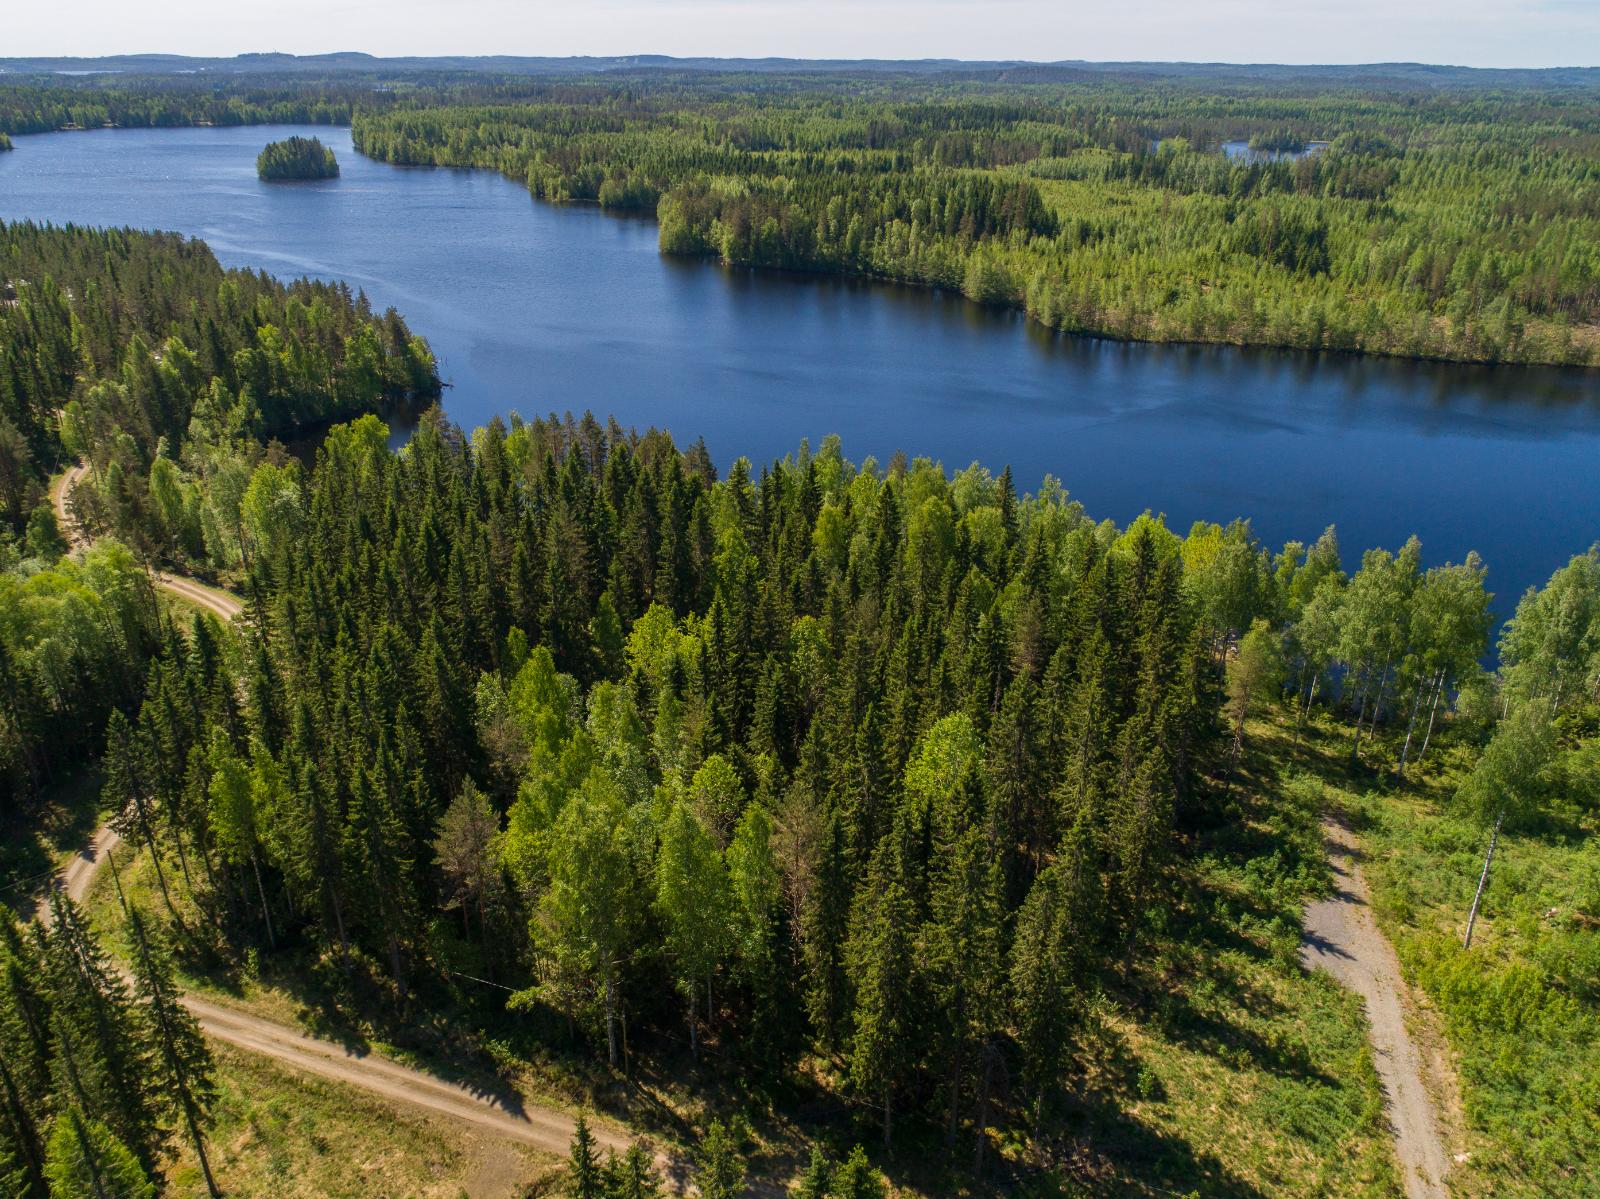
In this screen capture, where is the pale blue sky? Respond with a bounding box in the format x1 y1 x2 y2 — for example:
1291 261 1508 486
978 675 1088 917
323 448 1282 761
10 0 1599 69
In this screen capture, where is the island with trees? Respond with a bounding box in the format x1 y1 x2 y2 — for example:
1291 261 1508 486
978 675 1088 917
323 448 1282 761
3 60 1600 1199
256 134 339 181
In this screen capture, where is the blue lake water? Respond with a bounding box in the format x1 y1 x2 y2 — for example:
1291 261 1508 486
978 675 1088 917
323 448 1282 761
3 124 1598 617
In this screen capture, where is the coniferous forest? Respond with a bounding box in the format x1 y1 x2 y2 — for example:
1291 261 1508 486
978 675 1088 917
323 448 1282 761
2 58 1600 1199
255 136 339 181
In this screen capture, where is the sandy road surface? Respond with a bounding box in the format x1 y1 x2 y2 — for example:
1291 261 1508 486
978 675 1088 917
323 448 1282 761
40 820 648 1166
182 993 636 1156
53 461 245 623
48 460 88 544
151 570 245 621
42 463 657 1171
1302 817 1452 1199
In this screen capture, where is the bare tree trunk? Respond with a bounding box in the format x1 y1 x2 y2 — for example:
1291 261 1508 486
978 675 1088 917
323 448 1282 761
331 888 350 973
1463 809 1504 950
131 793 187 935
972 1042 995 1176
687 981 699 1062
1396 674 1429 779
1350 671 1374 757
1418 669 1446 762
1295 673 1319 745
171 824 199 909
884 1084 893 1150
251 851 276 950
604 972 619 1068
1368 660 1393 735
945 1036 964 1148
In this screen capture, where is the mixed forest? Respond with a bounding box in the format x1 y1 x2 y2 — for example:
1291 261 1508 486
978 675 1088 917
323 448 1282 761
4 66 1600 365
0 220 439 802
349 76 1600 366
2 62 1600 1199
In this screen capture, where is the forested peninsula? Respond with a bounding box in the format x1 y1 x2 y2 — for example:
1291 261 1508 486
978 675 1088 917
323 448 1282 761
4 65 1600 1199
3 65 1600 366
256 135 339 181
6 217 1600 1199
351 78 1600 367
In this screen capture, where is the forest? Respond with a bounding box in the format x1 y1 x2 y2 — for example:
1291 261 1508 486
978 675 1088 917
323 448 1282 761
348 75 1600 366
8 377 1600 1192
2 67 1600 1197
5 67 1600 365
255 136 339 182
0 220 439 805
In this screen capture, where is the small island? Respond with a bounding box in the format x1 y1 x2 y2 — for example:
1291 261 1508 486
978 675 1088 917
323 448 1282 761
0 133 13 152
256 135 338 181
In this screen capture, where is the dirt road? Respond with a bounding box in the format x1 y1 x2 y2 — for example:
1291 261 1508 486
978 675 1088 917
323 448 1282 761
47 460 88 545
182 993 636 1156
52 462 245 623
1302 817 1452 1199
151 569 245 621
42 820 646 1165
42 465 649 1169
35 823 125 925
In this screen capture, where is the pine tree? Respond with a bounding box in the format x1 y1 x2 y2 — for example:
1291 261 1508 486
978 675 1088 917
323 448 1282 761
0 911 51 1198
566 1114 603 1199
845 848 916 1148
42 1111 156 1199
694 1120 746 1199
1009 844 1092 1124
42 895 164 1175
605 1142 662 1199
792 1146 834 1199
125 907 220 1198
830 1146 887 1199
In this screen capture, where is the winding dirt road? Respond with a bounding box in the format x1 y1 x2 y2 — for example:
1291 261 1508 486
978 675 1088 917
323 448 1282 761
1301 816 1453 1199
52 461 245 624
42 464 648 1170
43 826 636 1160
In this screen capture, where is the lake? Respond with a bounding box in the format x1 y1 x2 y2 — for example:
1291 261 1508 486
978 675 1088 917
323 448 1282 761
3 124 1598 618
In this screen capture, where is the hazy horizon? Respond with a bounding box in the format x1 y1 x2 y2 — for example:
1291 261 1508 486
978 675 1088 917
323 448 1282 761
7 0 1598 72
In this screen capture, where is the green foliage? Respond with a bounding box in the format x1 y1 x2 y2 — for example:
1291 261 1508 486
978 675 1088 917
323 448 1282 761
1499 549 1600 713
0 220 439 546
0 540 160 806
566 1113 603 1199
693 1120 746 1199
1357 717 1600 1199
256 135 339 181
42 1111 155 1199
353 76 1600 368
1456 703 1557 830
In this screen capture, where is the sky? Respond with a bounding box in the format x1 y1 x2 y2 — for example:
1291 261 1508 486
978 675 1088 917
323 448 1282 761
7 0 1599 69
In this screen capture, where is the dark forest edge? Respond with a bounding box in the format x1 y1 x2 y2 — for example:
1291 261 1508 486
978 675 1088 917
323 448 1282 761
2 155 1599 1197
4 67 1600 367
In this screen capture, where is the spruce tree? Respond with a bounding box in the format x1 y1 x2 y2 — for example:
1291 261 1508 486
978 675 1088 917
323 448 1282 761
125 907 220 1198
42 1111 156 1199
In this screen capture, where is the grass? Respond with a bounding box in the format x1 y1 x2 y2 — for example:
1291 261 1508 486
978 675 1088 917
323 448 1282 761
159 1043 559 1199
82 718 1406 1199
1027 719 1400 1199
0 756 103 917
1274 706 1600 1199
